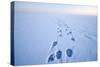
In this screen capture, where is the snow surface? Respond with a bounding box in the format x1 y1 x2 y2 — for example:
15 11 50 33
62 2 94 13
13 1 97 65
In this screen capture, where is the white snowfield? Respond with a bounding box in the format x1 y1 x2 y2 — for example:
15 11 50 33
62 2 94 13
13 1 97 65
46 15 97 63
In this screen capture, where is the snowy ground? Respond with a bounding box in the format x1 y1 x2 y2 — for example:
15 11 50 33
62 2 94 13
13 1 97 65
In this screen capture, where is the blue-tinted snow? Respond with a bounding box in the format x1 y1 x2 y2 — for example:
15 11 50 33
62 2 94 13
13 2 97 65
14 12 97 65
